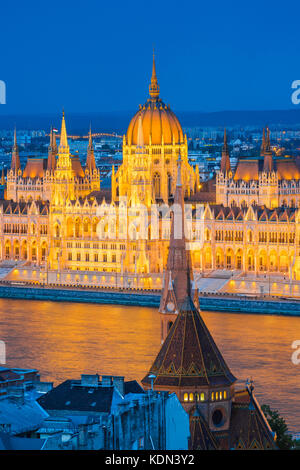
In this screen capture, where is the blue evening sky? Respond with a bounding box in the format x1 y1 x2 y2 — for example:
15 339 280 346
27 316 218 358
1 0 300 114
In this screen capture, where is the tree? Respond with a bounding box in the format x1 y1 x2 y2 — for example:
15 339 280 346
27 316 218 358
261 404 295 450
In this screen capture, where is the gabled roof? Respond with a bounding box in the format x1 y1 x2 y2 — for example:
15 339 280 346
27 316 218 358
234 159 260 181
0 199 49 215
87 190 112 204
22 157 47 179
142 296 236 388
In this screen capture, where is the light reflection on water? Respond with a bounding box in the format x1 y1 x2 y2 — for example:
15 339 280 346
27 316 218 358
0 298 299 431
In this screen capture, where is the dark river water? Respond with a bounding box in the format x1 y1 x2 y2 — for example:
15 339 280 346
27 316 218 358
0 298 299 432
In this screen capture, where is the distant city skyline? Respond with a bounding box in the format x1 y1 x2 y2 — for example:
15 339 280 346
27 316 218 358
1 0 300 115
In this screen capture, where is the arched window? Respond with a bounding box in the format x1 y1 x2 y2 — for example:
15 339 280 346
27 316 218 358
205 229 211 241
189 393 194 402
167 173 172 198
153 172 161 198
183 393 188 402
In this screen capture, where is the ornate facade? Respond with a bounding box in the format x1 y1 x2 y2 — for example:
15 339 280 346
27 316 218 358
2 59 300 287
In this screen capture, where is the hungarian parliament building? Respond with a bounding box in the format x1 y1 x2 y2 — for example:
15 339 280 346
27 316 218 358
2 57 300 289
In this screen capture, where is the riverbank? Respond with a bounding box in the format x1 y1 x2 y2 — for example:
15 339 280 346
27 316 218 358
1 283 300 315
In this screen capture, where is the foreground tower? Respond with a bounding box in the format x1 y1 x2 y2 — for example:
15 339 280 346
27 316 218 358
142 163 277 449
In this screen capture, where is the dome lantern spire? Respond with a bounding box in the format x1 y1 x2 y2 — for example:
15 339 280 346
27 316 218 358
149 51 160 100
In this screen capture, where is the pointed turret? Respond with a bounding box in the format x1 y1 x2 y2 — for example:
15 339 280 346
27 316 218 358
149 51 160 100
11 128 20 171
263 127 274 173
1 167 5 185
220 128 231 174
47 127 57 171
86 125 96 172
58 110 69 154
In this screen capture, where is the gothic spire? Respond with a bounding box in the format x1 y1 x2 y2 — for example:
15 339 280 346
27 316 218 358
142 149 236 391
47 127 57 171
86 124 96 172
58 110 69 154
11 127 20 171
220 128 231 174
159 153 197 314
149 51 160 100
1 167 5 185
263 127 274 173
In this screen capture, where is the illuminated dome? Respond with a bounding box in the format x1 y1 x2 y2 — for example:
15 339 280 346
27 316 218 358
126 56 184 146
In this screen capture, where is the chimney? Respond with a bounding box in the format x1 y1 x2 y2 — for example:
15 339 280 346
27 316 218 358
8 386 25 404
101 376 113 387
80 374 99 387
113 376 125 396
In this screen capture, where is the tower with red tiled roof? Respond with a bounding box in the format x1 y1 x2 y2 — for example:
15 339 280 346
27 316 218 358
86 125 96 173
263 127 274 173
220 128 231 174
47 127 57 172
10 128 20 172
142 154 277 448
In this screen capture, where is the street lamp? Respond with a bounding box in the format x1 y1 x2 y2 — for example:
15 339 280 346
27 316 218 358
148 374 156 391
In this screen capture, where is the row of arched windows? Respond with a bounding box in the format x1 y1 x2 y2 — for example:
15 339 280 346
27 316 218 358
215 230 243 242
3 223 47 235
258 232 295 244
183 390 228 403
183 392 205 403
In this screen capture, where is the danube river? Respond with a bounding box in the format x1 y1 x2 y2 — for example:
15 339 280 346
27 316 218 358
0 298 299 432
